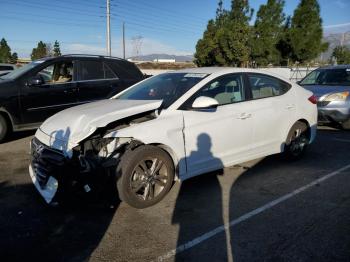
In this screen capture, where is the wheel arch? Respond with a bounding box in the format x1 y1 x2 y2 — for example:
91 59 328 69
113 138 180 180
295 118 311 140
149 143 179 180
0 108 14 132
282 118 311 151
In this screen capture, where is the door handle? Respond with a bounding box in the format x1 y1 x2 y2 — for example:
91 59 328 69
237 113 252 120
286 104 295 110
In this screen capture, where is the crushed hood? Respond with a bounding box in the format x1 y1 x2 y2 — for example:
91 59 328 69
39 99 162 150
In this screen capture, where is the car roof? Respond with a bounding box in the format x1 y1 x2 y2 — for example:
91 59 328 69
173 67 281 74
34 54 126 63
318 64 350 70
171 67 291 82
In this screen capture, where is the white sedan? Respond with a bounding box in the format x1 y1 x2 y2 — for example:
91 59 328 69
29 68 317 208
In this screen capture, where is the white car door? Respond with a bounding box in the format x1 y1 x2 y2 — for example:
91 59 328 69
179 73 254 179
245 73 296 155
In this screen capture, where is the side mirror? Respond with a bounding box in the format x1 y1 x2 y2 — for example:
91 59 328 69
296 80 301 85
192 96 219 109
27 75 44 86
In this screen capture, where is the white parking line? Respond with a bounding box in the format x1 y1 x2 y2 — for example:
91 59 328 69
333 138 350 143
155 163 350 262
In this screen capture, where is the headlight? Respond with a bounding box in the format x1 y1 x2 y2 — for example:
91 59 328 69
323 91 349 102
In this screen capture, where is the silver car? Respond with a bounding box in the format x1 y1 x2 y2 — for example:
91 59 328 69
300 65 350 129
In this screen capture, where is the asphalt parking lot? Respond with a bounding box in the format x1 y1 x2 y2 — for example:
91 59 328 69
0 127 349 262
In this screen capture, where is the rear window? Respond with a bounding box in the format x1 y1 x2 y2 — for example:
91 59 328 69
106 60 143 80
300 68 350 86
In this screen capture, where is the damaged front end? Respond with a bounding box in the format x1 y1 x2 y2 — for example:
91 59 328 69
29 110 157 205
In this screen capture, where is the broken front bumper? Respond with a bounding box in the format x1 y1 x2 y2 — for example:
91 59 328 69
29 136 117 205
29 137 68 204
29 164 58 203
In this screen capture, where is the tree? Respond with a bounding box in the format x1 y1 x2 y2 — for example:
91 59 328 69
332 46 350 64
218 0 253 66
276 16 293 65
194 1 230 66
0 38 12 63
53 40 61 57
31 41 48 60
10 52 18 64
289 0 327 63
46 43 53 56
195 20 221 66
250 0 285 66
195 0 253 66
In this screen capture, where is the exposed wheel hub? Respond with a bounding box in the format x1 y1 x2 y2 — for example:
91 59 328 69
130 158 168 201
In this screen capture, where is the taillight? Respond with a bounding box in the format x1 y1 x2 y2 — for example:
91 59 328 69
308 95 317 104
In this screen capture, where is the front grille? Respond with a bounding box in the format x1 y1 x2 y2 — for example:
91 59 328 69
31 138 66 188
317 101 330 107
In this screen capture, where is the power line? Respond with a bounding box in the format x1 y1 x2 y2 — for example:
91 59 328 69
106 0 111 56
125 24 199 40
2 11 105 24
3 0 205 30
113 0 208 23
110 10 204 31
114 19 200 36
1 16 103 28
2 0 104 18
7 39 105 45
111 2 205 28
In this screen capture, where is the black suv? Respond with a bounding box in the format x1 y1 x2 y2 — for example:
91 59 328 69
0 54 144 142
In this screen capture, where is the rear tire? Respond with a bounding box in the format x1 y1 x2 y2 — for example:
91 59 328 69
341 119 350 130
116 145 174 209
284 121 309 160
0 114 8 143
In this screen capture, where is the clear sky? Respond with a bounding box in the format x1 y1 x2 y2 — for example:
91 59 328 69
1 0 349 58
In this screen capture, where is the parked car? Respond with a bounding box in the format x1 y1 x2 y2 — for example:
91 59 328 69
0 55 144 141
29 68 317 208
0 63 17 76
299 65 350 129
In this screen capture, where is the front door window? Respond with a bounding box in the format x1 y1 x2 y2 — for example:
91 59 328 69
37 61 73 84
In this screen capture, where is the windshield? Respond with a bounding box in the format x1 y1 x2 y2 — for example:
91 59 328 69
116 72 208 108
300 68 350 86
1 60 45 80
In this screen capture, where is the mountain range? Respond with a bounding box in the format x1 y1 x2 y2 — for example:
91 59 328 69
321 31 350 61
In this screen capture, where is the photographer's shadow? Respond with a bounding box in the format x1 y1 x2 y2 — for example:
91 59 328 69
172 133 227 261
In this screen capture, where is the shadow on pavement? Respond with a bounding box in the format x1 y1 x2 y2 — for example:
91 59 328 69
173 133 227 261
2 129 36 143
171 127 350 261
0 181 119 262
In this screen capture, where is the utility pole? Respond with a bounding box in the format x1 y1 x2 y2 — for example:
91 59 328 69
106 0 111 56
122 22 125 59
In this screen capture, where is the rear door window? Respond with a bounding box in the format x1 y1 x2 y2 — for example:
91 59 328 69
247 73 291 99
79 60 119 80
79 60 104 81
